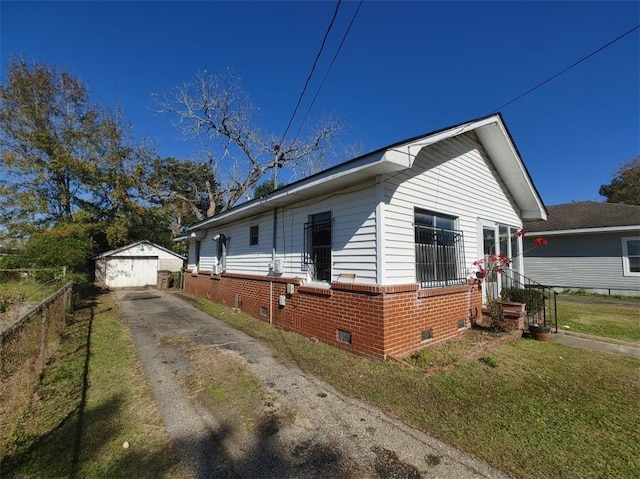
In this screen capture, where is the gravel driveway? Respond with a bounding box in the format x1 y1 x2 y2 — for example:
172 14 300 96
115 289 510 479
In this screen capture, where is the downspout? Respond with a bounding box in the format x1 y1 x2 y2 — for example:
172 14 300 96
272 208 278 267
270 207 277 325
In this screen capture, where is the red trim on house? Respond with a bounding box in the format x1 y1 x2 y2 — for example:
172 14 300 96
184 271 482 360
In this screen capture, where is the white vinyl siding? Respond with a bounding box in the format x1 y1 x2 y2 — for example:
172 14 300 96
524 232 640 293
279 186 378 283
225 213 274 274
185 131 530 288
189 184 379 284
383 133 522 285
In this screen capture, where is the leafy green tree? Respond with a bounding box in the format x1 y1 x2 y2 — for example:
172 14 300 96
146 157 221 234
0 59 175 270
252 179 285 199
2 221 97 274
1 59 102 228
599 156 640 205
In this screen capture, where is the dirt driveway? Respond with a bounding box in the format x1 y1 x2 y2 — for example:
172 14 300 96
114 289 509 479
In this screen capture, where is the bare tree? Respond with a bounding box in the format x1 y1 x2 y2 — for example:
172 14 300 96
155 70 341 216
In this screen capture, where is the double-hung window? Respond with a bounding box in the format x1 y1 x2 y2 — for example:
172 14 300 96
414 208 466 288
304 212 332 282
622 237 640 276
249 225 259 246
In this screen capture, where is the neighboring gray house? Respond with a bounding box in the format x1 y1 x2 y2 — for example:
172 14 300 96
523 201 640 296
95 241 185 288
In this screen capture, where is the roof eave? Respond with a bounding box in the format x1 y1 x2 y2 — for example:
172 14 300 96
474 118 547 221
526 225 640 236
187 113 548 231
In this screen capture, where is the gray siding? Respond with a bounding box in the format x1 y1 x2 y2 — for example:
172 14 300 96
523 231 640 292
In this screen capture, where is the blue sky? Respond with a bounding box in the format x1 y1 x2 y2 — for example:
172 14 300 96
2 1 638 206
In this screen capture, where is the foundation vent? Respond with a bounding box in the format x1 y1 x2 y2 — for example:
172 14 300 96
337 329 352 344
421 329 433 341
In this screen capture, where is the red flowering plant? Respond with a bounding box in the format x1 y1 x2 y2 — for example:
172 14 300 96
471 229 548 331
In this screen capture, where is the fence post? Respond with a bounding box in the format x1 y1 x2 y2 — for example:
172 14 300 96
63 266 67 278
0 332 4 377
39 305 48 371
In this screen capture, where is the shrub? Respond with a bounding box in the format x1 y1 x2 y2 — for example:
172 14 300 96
501 286 545 315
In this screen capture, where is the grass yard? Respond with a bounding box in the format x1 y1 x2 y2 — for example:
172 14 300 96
0 280 59 302
556 294 640 343
0 279 67 329
1 292 185 479
183 293 640 479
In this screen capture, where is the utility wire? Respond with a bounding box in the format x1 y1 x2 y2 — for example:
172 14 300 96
279 0 343 146
292 0 364 145
492 24 640 113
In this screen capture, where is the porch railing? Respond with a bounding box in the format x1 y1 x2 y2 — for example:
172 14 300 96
492 269 558 332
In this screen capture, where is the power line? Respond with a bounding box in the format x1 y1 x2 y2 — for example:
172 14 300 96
492 24 640 113
292 0 364 144
279 0 343 147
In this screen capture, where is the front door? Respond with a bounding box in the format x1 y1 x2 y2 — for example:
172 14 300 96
479 221 523 302
481 222 499 302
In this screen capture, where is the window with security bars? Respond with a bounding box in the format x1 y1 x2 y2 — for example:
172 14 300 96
414 209 466 288
303 212 332 282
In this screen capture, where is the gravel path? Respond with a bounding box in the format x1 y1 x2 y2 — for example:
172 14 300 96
115 289 510 479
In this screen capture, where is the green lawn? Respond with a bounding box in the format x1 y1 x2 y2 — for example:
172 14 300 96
185 294 640 479
556 295 640 343
1 292 185 479
4 290 638 479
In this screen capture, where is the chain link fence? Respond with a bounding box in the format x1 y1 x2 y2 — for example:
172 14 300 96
0 281 73 382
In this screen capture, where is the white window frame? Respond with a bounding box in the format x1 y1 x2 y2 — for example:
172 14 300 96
621 237 640 277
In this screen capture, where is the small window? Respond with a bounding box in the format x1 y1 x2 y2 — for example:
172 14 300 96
250 225 259 246
622 237 640 276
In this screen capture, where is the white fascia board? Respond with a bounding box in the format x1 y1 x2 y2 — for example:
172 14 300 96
531 225 640 236
95 240 147 259
390 116 501 166
188 150 401 231
475 121 547 221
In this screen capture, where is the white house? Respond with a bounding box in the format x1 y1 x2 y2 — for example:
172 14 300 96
95 240 185 288
182 114 547 359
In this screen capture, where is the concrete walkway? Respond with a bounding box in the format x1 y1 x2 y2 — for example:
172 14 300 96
549 330 640 358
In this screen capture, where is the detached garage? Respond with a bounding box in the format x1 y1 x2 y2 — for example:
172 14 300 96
94 241 185 288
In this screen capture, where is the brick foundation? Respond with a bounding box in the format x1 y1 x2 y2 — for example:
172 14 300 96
184 270 483 360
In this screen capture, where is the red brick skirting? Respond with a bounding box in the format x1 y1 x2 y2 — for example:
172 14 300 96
184 272 482 360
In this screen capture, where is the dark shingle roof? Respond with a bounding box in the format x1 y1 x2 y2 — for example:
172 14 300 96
524 201 640 232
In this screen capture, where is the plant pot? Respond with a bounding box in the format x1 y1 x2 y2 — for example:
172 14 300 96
529 325 551 341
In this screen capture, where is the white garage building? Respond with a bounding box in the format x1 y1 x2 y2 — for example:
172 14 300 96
94 241 185 288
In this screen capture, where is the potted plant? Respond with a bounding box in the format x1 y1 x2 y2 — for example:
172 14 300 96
529 324 551 341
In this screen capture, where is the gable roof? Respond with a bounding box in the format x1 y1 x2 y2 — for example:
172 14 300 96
95 240 186 260
524 201 640 234
187 113 546 232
